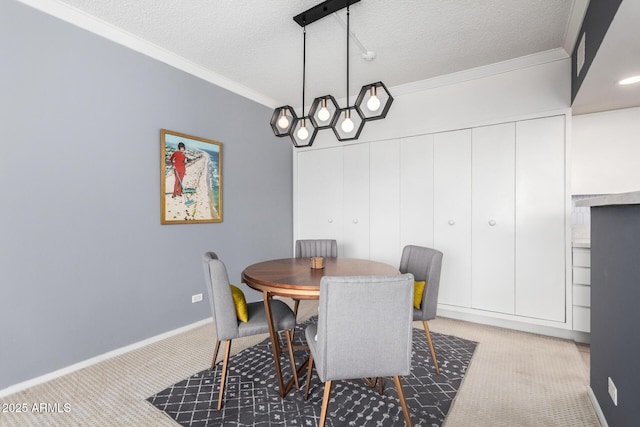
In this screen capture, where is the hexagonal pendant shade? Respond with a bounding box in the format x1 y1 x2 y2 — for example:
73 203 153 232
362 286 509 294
310 95 339 129
355 81 394 121
331 106 365 141
270 106 297 137
290 116 318 147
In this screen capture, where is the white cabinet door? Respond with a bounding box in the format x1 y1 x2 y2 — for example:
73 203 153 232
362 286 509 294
515 116 566 321
296 148 343 242
400 135 434 249
370 141 401 265
343 144 370 259
472 123 516 314
434 129 472 308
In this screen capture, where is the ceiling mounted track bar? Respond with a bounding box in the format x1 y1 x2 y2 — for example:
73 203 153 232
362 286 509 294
293 0 361 27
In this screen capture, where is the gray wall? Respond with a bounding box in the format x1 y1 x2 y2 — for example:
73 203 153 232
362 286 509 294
590 205 640 426
0 0 292 390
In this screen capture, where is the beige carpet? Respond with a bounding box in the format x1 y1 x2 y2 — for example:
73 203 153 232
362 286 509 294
0 300 599 427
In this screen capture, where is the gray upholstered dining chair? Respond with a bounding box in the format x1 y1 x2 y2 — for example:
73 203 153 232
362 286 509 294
399 245 444 375
292 239 338 318
201 252 298 410
295 239 338 259
303 274 415 427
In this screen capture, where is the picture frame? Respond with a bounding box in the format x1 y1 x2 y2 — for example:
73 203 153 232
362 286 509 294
161 129 222 224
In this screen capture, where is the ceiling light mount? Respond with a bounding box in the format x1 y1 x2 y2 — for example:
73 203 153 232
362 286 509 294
293 0 361 27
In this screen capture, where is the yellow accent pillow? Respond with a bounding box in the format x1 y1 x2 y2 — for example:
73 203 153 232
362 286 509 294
414 281 426 309
230 285 249 322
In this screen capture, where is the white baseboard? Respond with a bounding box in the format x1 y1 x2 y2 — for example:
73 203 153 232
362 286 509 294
587 386 609 427
437 307 576 340
0 317 212 399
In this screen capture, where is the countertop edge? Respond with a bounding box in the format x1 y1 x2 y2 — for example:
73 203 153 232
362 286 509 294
575 191 640 207
572 240 591 248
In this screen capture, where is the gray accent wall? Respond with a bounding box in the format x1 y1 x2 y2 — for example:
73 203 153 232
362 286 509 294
0 0 292 390
590 204 640 426
570 0 621 102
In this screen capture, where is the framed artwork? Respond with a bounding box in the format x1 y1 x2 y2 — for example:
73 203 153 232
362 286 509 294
161 129 222 224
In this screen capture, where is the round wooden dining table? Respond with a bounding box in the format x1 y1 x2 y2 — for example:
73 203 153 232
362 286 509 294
241 257 399 397
243 257 400 298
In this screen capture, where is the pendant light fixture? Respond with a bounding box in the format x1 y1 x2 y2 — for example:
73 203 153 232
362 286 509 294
289 24 318 147
355 81 394 121
270 0 393 146
270 23 317 146
330 3 365 141
310 94 339 130
270 105 297 137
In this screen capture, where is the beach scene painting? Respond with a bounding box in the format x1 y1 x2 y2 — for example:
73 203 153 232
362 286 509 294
160 129 222 224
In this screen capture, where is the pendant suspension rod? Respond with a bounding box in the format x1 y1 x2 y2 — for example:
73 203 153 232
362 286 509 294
346 6 350 106
302 24 306 116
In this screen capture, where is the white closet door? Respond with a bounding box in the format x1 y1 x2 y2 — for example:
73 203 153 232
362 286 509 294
370 140 401 265
472 123 516 314
400 134 434 250
343 144 370 259
296 148 343 243
515 116 566 321
434 129 472 308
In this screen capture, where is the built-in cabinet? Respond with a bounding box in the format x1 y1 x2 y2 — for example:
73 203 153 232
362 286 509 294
433 130 472 308
514 117 567 321
471 123 516 314
370 141 400 264
296 143 370 259
572 246 591 332
400 135 435 249
295 114 568 325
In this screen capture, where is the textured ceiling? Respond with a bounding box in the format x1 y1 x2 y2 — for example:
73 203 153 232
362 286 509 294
42 0 584 108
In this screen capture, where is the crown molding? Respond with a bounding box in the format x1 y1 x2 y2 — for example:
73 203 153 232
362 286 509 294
17 0 279 108
390 48 570 97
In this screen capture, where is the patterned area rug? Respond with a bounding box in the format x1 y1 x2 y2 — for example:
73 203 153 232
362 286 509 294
147 317 476 426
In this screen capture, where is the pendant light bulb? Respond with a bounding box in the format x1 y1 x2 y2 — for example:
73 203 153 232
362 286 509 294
341 110 354 133
318 99 330 122
318 107 331 122
341 118 354 133
277 111 290 129
297 119 309 140
367 95 381 112
366 86 381 112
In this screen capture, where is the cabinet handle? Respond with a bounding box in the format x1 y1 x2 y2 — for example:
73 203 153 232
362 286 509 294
448 220 455 226
328 218 333 223
353 219 358 224
488 220 496 226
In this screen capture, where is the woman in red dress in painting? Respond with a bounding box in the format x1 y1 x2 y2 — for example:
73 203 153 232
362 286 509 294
170 142 187 197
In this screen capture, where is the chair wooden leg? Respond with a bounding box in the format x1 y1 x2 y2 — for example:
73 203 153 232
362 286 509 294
263 292 286 397
290 299 301 342
211 340 220 370
422 320 440 375
319 380 332 427
284 328 299 390
378 377 383 395
304 354 314 400
393 376 413 427
293 299 300 318
217 340 232 410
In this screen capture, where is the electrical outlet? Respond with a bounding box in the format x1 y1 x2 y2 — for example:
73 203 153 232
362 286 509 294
191 293 203 303
608 377 618 406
